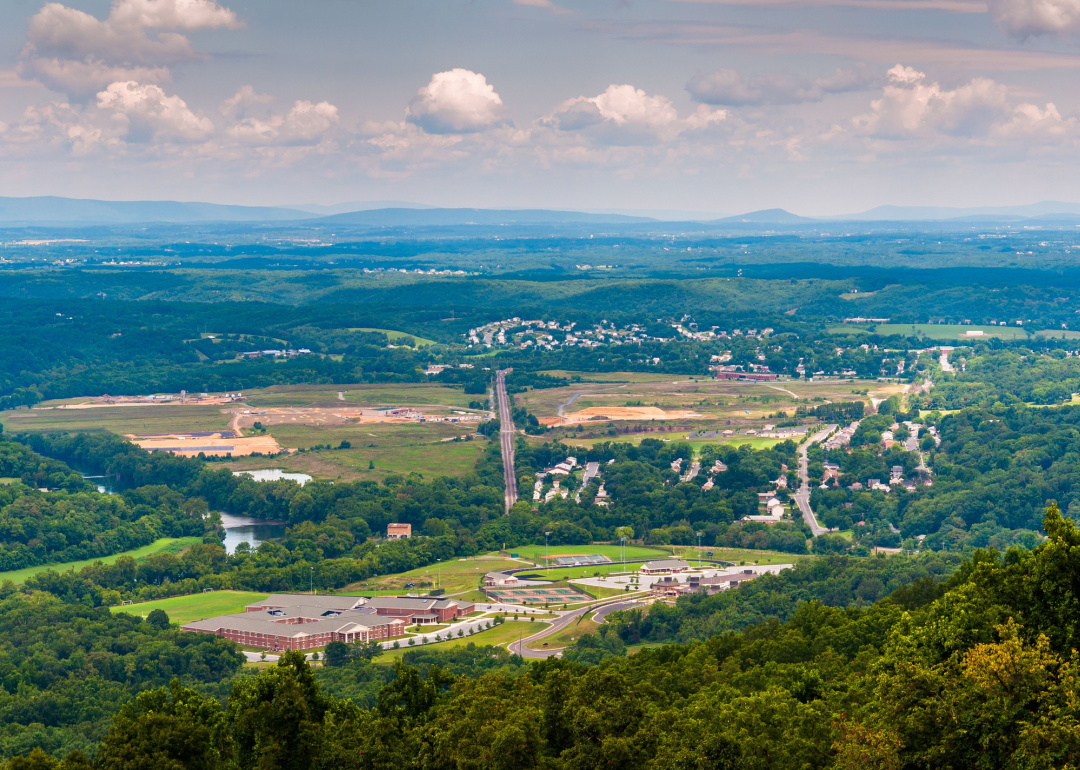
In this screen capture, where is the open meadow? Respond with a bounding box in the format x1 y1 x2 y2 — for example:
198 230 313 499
0 537 202 585
110 590 271 625
831 323 1029 341
342 555 523 595
518 371 902 440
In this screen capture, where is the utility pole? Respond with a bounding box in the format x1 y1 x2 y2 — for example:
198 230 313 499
437 559 442 590
310 567 314 595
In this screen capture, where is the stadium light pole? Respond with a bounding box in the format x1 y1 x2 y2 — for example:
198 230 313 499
620 536 626 565
310 567 314 595
545 531 551 568
696 532 703 568
437 559 441 590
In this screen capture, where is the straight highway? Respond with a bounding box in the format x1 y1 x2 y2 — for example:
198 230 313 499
795 423 836 537
495 369 518 513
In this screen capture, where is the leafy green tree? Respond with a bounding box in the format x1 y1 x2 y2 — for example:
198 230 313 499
94 680 234 770
145 608 170 631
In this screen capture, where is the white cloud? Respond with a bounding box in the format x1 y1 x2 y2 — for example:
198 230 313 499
19 0 239 99
96 80 213 142
543 84 725 145
407 69 505 134
688 65 880 106
852 65 1009 138
987 0 1080 37
224 87 340 145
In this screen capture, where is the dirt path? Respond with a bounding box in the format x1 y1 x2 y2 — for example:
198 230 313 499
767 384 799 399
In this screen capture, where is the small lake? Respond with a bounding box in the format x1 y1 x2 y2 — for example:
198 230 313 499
232 469 312 485
219 511 288 554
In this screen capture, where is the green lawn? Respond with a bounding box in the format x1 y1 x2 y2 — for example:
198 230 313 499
0 537 203 585
0 404 232 435
670 546 813 565
343 556 521 595
348 328 438 347
522 562 647 582
110 590 271 625
832 323 1028 341
510 544 667 564
377 620 550 662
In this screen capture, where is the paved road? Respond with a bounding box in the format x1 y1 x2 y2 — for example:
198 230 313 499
507 599 643 659
495 369 518 513
795 424 837 537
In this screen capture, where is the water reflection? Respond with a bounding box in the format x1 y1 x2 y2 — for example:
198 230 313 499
232 469 312 485
219 511 288 554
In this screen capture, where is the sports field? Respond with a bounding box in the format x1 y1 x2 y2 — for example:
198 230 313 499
670 546 812 566
0 537 202 585
510 543 667 564
342 555 522 595
110 590 271 625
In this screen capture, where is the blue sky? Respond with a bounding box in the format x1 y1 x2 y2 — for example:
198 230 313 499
1 0 1079 215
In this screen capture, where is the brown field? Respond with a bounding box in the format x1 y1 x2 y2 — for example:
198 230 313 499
128 432 283 457
547 405 703 426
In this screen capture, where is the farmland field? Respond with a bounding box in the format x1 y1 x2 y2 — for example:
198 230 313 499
347 328 438 346
0 537 203 585
110 590 271 625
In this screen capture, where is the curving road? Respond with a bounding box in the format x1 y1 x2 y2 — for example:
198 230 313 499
496 369 518 513
507 599 643 659
795 424 836 537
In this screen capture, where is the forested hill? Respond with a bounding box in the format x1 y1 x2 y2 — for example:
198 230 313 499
6 506 1080 769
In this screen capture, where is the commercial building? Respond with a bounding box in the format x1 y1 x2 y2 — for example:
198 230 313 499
640 559 690 575
364 596 474 624
181 595 407 651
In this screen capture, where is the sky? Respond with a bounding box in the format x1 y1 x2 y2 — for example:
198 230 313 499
1 0 1080 215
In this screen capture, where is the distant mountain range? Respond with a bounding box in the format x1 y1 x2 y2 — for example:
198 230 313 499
2 195 1080 226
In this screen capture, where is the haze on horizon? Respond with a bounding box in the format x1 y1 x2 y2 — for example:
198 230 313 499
1 0 1079 217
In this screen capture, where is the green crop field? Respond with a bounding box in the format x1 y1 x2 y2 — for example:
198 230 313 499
110 590 271 625
0 537 203 585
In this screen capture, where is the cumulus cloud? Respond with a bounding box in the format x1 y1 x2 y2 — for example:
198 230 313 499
223 87 340 145
688 65 880 106
842 63 1077 150
96 80 213 142
852 65 1008 138
987 0 1080 38
543 84 725 145
20 0 239 99
407 69 505 134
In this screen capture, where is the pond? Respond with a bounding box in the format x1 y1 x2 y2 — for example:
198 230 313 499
219 511 288 554
232 469 312 485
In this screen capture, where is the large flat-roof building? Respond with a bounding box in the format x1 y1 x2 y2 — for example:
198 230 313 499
182 594 407 652
364 596 474 624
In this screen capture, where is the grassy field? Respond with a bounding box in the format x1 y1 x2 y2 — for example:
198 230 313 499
0 537 202 585
377 620 551 662
110 590 270 625
221 422 490 482
0 404 232 435
559 432 785 452
347 328 438 347
670 545 812 566
526 613 599 650
342 556 522 595
518 371 899 442
831 323 1029 341
509 543 668 564
1036 329 1080 339
522 562 647 582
